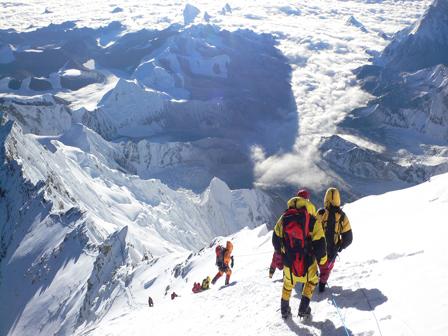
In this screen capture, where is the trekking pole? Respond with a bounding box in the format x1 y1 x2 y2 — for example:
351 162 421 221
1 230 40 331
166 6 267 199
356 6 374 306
356 281 384 336
326 282 350 336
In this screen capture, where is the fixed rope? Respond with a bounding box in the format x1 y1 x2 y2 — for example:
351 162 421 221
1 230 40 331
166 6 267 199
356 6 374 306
356 281 385 336
326 282 351 336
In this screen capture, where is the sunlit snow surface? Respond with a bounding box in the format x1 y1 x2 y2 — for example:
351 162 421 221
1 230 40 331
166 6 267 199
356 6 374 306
88 173 448 336
0 0 432 190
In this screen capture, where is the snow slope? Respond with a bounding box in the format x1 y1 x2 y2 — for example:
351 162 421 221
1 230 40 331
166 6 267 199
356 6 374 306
87 172 448 336
0 119 278 336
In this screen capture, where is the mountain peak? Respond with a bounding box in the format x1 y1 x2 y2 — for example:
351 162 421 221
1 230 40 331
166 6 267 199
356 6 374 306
380 0 448 72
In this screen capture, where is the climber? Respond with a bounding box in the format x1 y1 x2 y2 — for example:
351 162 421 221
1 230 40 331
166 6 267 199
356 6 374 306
148 296 154 307
211 241 234 285
272 195 327 319
316 187 353 292
201 276 211 290
192 282 202 293
269 188 312 278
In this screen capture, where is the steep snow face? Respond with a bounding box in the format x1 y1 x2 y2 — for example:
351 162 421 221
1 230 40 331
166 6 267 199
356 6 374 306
0 94 72 135
82 173 448 336
0 119 278 335
83 79 168 139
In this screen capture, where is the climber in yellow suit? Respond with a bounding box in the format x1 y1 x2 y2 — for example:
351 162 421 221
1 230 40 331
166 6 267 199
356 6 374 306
272 196 327 319
316 187 353 292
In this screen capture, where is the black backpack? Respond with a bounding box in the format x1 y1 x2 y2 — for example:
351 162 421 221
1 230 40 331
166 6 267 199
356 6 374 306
215 245 225 268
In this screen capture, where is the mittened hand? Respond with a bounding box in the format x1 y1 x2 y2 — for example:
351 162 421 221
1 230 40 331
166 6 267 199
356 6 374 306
230 256 234 268
273 251 283 268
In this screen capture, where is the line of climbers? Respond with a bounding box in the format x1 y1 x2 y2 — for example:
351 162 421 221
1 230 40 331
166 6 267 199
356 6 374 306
271 187 353 319
147 241 235 306
147 186 352 322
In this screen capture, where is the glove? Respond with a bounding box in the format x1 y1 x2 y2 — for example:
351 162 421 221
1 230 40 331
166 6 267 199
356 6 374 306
230 256 234 268
273 251 283 269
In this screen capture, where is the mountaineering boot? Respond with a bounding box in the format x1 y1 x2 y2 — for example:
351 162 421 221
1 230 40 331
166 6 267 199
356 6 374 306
281 299 292 319
298 296 311 318
318 282 326 293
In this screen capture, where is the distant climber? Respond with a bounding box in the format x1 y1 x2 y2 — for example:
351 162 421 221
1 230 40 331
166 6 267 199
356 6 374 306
272 194 327 319
171 292 179 300
316 187 353 292
211 241 234 285
269 189 311 278
201 276 211 290
148 296 154 307
192 282 202 293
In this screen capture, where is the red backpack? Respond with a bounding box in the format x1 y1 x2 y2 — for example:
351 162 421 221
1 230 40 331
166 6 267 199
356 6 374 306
282 208 312 277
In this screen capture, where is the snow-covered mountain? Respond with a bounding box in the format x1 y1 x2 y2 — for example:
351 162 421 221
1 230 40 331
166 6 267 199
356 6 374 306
0 116 278 335
73 173 448 335
378 0 448 73
1 20 297 191
318 0 448 195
